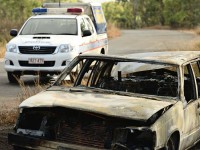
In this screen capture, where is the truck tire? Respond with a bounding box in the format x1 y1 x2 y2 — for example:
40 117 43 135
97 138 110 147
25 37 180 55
7 72 20 83
166 135 179 150
13 146 28 150
39 73 48 79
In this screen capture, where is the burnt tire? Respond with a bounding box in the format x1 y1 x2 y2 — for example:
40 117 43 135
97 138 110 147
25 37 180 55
13 146 28 150
7 72 20 84
167 136 178 150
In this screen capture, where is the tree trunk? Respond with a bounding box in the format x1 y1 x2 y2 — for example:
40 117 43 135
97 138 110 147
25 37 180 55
158 0 165 25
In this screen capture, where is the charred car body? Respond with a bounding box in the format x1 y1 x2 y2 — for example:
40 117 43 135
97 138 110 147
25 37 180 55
8 51 200 149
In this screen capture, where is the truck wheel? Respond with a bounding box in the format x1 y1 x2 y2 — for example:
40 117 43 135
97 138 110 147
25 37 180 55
7 72 20 83
39 73 48 78
13 146 27 150
166 136 178 150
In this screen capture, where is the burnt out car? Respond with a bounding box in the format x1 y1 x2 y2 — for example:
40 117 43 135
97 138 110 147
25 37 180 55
8 51 200 150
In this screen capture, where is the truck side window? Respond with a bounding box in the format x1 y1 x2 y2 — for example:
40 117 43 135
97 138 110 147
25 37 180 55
81 18 92 33
184 65 194 102
184 64 197 102
80 18 93 36
191 61 200 97
85 18 94 34
80 19 86 35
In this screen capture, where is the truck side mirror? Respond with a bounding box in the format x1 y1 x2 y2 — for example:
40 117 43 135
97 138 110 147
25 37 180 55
82 30 92 37
10 29 18 37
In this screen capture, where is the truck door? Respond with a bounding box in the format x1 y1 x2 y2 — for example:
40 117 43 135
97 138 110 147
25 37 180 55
181 62 200 149
91 5 107 34
91 4 108 54
80 18 97 54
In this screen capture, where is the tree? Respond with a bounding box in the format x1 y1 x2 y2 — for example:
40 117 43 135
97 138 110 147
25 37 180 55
104 0 200 29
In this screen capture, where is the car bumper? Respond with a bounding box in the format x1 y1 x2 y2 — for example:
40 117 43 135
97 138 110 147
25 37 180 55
8 132 100 150
4 52 76 74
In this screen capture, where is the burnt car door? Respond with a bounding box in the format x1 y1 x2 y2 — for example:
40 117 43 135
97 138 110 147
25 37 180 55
181 61 200 149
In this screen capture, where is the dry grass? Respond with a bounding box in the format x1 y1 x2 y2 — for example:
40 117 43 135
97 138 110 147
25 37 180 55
0 100 20 126
0 77 47 126
143 25 171 30
186 39 200 51
107 23 121 39
166 39 200 52
193 27 200 35
17 77 46 102
0 44 6 58
195 42 200 50
180 27 200 35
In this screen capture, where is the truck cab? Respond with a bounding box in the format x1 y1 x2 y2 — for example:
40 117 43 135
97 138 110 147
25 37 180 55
4 2 108 83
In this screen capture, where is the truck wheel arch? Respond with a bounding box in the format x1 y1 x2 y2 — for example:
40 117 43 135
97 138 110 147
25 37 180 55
166 131 180 150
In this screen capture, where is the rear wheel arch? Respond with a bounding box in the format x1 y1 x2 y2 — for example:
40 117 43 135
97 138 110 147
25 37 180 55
166 131 180 150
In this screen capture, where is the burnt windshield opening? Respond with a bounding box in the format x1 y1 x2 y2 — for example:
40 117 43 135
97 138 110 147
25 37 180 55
58 58 179 99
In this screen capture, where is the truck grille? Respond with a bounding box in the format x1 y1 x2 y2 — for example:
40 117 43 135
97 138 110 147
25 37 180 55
56 120 112 149
18 46 56 54
17 108 117 149
19 61 55 67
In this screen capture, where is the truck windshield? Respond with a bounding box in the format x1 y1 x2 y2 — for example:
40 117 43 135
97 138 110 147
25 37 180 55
20 18 77 35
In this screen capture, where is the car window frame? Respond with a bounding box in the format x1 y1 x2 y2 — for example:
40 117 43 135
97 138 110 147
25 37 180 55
183 59 200 103
190 60 200 99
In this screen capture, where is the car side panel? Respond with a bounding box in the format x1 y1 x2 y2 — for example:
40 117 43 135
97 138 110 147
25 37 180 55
180 99 200 149
151 101 184 149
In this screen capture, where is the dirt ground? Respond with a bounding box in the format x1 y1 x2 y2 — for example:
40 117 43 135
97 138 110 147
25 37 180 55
0 126 13 150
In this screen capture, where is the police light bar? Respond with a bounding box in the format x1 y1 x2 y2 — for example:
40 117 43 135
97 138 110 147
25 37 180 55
67 8 84 15
32 7 84 15
32 8 47 15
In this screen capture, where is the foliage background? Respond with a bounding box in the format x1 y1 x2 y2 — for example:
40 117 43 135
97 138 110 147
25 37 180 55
103 0 200 29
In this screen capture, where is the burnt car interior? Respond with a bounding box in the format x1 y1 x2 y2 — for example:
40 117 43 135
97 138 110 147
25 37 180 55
183 61 200 102
60 59 179 98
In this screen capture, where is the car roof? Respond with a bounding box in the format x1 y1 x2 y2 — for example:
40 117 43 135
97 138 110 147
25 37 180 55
79 51 200 66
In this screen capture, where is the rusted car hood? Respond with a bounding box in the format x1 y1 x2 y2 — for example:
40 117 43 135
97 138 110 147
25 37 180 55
19 90 176 121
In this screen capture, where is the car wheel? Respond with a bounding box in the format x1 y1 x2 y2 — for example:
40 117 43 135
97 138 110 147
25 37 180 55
7 72 20 83
39 73 48 79
167 137 177 150
13 146 27 150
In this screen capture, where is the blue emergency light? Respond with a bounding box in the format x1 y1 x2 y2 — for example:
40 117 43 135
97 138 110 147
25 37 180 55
32 8 47 15
32 7 84 15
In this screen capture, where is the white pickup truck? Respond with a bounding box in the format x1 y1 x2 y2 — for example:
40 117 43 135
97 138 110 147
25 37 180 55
4 2 108 83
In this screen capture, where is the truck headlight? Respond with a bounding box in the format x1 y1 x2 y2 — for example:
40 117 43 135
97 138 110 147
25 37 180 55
7 44 18 53
58 44 73 53
112 128 156 149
